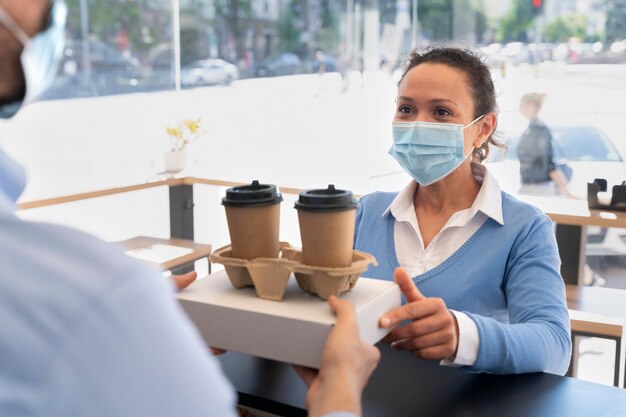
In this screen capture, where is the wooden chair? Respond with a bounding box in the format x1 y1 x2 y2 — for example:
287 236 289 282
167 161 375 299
566 285 626 388
115 236 212 275
567 309 624 387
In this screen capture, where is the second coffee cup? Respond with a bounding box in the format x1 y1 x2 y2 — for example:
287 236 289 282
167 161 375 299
222 180 283 260
295 185 359 267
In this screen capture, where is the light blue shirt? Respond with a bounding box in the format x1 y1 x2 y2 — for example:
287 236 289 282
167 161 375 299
0 147 354 417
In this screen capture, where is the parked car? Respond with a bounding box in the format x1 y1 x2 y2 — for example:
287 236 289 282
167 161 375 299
181 59 239 87
502 42 530 66
42 39 141 99
254 53 302 77
486 124 626 256
479 43 504 68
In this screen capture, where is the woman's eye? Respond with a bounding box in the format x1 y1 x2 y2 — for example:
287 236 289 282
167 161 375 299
434 108 451 117
398 105 413 114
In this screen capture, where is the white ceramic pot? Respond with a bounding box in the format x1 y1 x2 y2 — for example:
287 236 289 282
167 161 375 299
164 150 186 172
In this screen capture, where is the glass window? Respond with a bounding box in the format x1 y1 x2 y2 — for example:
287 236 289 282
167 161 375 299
43 0 175 100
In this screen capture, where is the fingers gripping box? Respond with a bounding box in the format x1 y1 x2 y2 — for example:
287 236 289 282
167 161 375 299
177 270 401 369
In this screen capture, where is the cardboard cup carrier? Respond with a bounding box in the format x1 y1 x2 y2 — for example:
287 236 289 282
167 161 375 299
213 182 376 301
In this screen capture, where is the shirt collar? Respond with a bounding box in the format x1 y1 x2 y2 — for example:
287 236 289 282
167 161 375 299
382 163 504 226
471 162 504 225
0 147 27 210
383 180 416 219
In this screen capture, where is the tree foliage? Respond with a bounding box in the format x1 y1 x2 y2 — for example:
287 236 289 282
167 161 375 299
318 0 340 54
215 0 253 60
413 0 487 42
277 1 301 53
543 14 589 43
496 0 537 42
606 0 626 42
64 0 156 52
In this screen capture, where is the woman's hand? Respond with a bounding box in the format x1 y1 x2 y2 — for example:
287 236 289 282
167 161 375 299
379 268 459 361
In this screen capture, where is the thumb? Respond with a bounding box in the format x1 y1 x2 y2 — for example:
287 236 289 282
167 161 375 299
328 295 357 330
172 271 198 291
393 267 425 302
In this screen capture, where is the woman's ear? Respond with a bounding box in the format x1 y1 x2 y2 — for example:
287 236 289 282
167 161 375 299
473 112 497 148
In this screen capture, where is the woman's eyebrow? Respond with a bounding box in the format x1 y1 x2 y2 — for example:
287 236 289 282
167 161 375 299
396 96 459 107
429 98 458 106
396 96 415 103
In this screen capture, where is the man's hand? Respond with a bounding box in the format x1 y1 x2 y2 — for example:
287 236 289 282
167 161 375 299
294 296 380 417
379 268 459 361
171 271 197 291
170 272 226 356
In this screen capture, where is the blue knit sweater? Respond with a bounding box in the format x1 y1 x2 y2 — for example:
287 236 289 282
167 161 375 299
354 191 572 375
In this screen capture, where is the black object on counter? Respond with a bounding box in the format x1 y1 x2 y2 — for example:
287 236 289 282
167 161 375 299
588 178 626 211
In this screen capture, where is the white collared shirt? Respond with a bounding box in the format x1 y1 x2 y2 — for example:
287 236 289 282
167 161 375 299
385 163 504 367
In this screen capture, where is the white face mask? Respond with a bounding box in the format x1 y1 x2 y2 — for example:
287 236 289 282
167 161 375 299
389 115 485 186
0 0 67 119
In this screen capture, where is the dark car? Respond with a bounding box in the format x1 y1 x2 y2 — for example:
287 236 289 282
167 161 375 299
254 53 302 77
42 39 141 99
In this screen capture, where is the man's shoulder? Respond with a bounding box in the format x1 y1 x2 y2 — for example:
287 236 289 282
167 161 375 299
0 215 163 344
0 216 167 405
0 215 154 285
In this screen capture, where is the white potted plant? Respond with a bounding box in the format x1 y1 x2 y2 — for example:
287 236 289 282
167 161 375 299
164 118 204 172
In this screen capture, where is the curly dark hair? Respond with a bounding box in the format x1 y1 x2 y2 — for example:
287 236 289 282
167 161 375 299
398 47 504 163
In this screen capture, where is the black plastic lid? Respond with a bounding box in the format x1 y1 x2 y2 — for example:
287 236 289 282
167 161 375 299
295 184 359 212
222 180 283 207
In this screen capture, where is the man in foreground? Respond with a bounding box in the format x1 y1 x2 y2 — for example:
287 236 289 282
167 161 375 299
0 1 379 416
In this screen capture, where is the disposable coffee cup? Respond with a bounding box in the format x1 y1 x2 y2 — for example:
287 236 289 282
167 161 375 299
295 185 359 267
222 180 283 260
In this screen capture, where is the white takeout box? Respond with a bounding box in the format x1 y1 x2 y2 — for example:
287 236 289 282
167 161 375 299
177 270 401 368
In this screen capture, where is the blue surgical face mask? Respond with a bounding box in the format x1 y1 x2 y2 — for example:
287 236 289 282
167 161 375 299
389 115 485 186
0 0 67 119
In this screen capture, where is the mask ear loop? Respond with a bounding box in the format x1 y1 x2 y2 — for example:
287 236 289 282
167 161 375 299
461 114 486 159
462 114 486 130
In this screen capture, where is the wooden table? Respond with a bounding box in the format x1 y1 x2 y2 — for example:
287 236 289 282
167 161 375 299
115 236 212 273
516 195 626 286
565 284 626 387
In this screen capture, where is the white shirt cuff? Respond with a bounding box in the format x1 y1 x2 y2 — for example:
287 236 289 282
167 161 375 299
440 310 479 367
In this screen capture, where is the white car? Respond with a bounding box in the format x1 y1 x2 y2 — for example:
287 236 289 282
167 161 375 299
486 124 626 256
181 59 239 87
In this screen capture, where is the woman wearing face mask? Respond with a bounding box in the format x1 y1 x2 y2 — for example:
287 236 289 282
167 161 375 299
355 48 571 375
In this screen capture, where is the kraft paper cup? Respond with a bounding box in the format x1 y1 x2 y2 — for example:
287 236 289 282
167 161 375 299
222 180 283 260
295 185 358 267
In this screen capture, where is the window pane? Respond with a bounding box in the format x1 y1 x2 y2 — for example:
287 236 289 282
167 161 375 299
43 0 175 100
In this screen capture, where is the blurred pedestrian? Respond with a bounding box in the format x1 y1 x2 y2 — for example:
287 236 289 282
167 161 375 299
517 92 575 198
338 54 351 93
315 49 326 75
358 56 365 87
